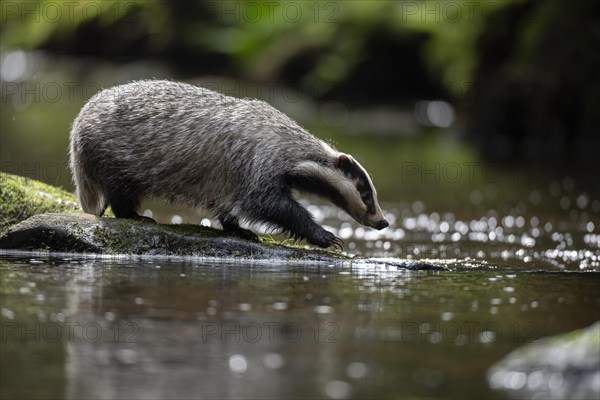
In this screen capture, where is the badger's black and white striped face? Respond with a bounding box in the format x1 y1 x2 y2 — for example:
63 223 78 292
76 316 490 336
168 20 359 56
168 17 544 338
293 153 389 230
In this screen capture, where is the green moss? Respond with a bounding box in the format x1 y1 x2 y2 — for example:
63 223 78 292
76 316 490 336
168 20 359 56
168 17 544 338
160 223 224 238
258 235 346 259
0 172 119 235
0 172 79 232
90 224 130 254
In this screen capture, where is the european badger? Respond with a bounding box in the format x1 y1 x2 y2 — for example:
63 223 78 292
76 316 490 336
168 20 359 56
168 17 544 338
69 80 388 248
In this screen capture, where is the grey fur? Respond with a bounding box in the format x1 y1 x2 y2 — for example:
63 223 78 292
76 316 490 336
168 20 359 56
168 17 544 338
69 80 388 248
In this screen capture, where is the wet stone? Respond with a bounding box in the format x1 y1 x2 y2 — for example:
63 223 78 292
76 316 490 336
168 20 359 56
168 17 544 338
0 212 445 270
488 322 600 400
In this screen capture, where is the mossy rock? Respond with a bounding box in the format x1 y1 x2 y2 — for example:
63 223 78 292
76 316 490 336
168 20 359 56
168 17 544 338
0 213 335 260
0 173 444 269
0 172 79 233
0 212 444 269
488 322 600 399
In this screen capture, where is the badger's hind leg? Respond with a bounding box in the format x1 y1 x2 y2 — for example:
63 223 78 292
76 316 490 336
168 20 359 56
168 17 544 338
106 189 155 223
219 216 259 242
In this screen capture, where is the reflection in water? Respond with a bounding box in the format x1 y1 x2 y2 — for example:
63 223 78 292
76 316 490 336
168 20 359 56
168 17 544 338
307 189 598 271
1 254 599 399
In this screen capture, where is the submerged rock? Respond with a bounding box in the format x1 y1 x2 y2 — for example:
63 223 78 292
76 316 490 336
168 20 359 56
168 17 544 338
488 322 600 400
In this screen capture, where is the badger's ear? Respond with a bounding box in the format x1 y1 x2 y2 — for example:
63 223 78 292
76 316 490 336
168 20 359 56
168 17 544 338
334 153 351 169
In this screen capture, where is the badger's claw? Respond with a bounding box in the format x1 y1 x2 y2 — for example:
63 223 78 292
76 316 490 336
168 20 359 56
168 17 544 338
310 229 344 250
330 236 344 251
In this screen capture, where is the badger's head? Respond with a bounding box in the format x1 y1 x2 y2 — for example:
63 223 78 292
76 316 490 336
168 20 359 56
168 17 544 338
293 153 389 230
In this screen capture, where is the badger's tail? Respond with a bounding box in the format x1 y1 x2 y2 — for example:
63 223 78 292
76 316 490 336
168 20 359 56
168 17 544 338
72 167 107 216
69 141 107 216
69 109 109 216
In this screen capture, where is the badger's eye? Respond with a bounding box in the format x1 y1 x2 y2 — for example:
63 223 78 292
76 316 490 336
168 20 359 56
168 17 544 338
361 192 371 202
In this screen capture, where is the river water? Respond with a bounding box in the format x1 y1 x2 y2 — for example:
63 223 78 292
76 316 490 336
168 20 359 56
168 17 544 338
1 188 599 399
2 68 599 398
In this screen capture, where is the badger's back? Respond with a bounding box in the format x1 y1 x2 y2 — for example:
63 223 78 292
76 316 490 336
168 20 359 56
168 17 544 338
69 80 333 217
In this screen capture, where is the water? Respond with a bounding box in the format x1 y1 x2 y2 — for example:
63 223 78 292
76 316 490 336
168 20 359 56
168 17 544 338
1 206 599 400
1 54 599 399
3 138 600 400
1 164 599 399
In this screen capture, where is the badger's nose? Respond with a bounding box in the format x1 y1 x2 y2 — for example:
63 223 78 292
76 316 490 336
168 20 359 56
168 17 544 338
375 220 389 230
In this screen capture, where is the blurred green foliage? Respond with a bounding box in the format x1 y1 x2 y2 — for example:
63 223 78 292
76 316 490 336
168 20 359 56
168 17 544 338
1 0 519 94
1 0 598 169
1 0 156 47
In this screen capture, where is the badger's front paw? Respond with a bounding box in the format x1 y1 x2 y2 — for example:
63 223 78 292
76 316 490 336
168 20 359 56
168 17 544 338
309 229 344 250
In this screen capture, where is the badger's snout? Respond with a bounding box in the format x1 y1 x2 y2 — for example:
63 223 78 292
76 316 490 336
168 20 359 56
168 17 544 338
365 218 389 230
374 219 389 230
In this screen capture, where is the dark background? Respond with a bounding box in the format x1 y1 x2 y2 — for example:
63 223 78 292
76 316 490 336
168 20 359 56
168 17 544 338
2 0 599 207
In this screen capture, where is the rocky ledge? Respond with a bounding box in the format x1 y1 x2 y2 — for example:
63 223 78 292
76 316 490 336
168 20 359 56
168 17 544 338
0 212 346 260
0 173 443 270
0 212 443 270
